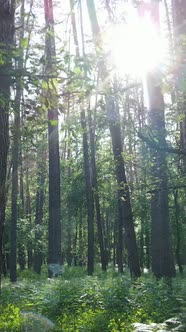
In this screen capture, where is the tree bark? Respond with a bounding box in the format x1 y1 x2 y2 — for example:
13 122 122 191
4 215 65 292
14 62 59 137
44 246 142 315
173 190 183 274
10 0 24 282
44 0 62 276
78 207 84 266
10 85 20 282
66 144 72 267
81 109 94 275
18 143 26 271
146 71 175 278
25 160 32 269
88 109 107 271
86 0 141 278
34 138 46 274
106 96 141 277
0 0 15 289
172 0 186 169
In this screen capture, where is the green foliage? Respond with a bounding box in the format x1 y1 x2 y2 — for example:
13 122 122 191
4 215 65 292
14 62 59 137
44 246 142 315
0 305 22 332
130 276 179 323
21 37 29 49
1 268 184 332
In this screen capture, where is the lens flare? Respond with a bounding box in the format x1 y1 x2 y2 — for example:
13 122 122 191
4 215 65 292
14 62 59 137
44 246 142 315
105 15 166 77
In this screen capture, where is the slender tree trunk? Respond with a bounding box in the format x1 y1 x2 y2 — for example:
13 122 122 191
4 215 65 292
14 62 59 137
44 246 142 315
66 144 72 266
138 91 150 270
10 1 24 282
25 161 32 269
44 0 62 277
69 0 80 57
2 244 7 277
113 218 117 267
145 227 150 269
88 109 107 271
81 110 94 275
65 95 72 266
105 209 110 264
78 207 84 266
139 187 148 270
34 138 46 274
0 0 15 290
140 216 144 270
66 205 72 266
18 144 26 271
10 88 20 282
173 190 183 274
106 96 141 277
73 224 78 266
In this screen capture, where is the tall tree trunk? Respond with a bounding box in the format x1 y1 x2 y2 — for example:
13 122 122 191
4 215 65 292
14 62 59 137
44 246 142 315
18 143 26 271
113 218 117 267
0 0 15 290
138 91 150 270
66 144 72 266
2 243 7 277
172 0 186 170
73 224 78 266
10 1 24 282
69 0 80 57
10 86 20 282
105 209 111 264
173 190 183 274
44 0 62 277
146 71 175 278
88 109 107 271
34 138 46 274
25 160 32 269
78 207 84 266
81 110 94 275
106 96 141 277
86 0 141 278
145 226 150 269
140 214 144 270
172 0 186 275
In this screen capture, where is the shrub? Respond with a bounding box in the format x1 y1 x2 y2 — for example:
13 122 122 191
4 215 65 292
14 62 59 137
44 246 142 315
0 305 22 332
1 267 183 331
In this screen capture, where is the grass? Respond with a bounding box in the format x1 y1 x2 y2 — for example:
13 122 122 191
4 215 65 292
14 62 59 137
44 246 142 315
0 266 185 331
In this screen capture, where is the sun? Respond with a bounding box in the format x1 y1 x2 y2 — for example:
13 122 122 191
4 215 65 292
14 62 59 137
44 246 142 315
105 9 166 77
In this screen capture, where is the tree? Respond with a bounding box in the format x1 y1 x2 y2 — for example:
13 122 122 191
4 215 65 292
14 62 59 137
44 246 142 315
86 0 141 277
10 0 24 282
172 0 186 272
136 0 175 278
34 137 46 274
44 0 62 277
146 70 175 278
0 0 15 287
88 108 107 271
81 109 94 275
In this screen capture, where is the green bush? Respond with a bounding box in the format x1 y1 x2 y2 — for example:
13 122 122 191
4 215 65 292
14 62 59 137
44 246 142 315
0 305 22 332
129 276 179 323
1 267 184 332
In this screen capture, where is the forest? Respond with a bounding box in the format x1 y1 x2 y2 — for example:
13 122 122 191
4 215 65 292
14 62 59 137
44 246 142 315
0 0 186 331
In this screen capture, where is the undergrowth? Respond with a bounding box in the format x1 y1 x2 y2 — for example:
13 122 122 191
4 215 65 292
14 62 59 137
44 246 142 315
0 266 185 331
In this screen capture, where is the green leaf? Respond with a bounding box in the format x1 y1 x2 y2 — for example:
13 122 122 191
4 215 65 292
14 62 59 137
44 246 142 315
41 81 48 90
21 37 29 49
49 119 58 126
74 66 82 76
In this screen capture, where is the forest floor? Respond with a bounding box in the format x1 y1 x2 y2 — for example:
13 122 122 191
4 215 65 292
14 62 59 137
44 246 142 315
0 266 185 331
